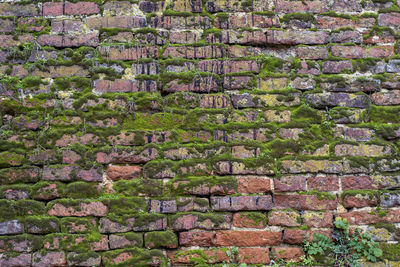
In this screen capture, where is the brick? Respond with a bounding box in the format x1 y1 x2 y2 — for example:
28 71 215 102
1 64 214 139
268 210 300 227
169 213 231 231
237 177 271 193
216 231 281 246
316 16 375 30
43 165 76 181
335 144 390 157
271 247 304 262
42 2 63 16
67 252 101 267
283 229 331 244
274 176 307 192
211 195 273 211
148 199 177 214
378 13 400 27
172 0 202 12
302 211 333 228
266 30 329 44
99 217 133 233
150 15 212 29
198 60 259 74
238 248 270 264
274 194 337 210
99 46 158 60
0 167 40 185
87 16 147 29
333 126 375 142
32 251 66 267
109 233 143 249
322 60 353 73
0 3 38 16
275 0 328 13
0 253 31 267
180 231 215 246
291 77 316 90
37 33 99 47
106 165 141 180
64 2 100 15
331 45 393 59
214 13 280 29
0 220 24 235
340 211 380 225
306 93 368 108
163 45 225 59
372 90 400 105
331 31 362 44
281 160 343 174
164 77 219 93
47 201 108 217
343 193 378 208
308 175 339 191
232 212 267 228
296 46 329 60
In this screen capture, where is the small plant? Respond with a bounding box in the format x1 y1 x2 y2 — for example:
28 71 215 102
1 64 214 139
222 247 247 267
302 217 383 267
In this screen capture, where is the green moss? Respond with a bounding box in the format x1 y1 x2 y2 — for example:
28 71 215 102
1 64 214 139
0 199 45 220
105 197 147 216
25 216 59 233
67 252 100 264
168 212 227 226
369 106 400 123
340 190 378 201
354 58 381 72
375 124 400 140
145 230 177 248
163 10 193 17
113 179 163 197
0 234 42 251
166 176 237 196
60 217 97 233
381 243 400 260
133 213 165 228
64 182 102 199
216 12 229 22
102 247 166 267
281 13 315 23
291 105 322 124
238 212 267 227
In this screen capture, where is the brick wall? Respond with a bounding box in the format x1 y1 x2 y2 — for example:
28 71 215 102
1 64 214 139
0 0 400 265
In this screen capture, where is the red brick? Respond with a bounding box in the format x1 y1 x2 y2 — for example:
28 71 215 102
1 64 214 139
274 176 307 192
237 177 271 193
343 194 378 208
268 210 300 227
65 2 100 15
342 176 375 190
308 175 339 191
47 201 108 217
296 46 329 60
238 248 270 264
32 251 66 267
42 2 63 16
232 212 267 228
216 231 282 246
283 229 331 244
274 194 337 210
266 30 329 45
179 231 215 247
271 247 304 262
340 211 380 225
302 211 333 228
378 13 400 27
106 165 141 180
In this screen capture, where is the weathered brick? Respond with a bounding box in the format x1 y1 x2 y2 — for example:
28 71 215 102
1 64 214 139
281 160 343 174
378 13 400 27
211 195 273 211
237 177 271 193
308 175 339 192
109 233 143 249
232 212 267 228
47 201 108 217
215 231 281 246
271 247 304 262
302 211 333 228
306 93 369 108
268 210 300 227
296 46 329 60
274 194 337 210
266 30 329 44
32 251 66 267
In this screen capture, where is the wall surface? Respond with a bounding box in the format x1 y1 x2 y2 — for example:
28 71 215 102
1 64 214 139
1 0 400 265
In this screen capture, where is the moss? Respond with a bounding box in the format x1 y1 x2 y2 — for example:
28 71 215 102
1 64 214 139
281 13 315 23
369 106 400 123
64 182 102 199
145 230 177 248
25 216 59 233
67 252 100 264
60 217 97 233
105 197 147 216
0 234 42 251
340 190 378 201
166 176 237 196
375 124 400 140
291 104 322 124
238 212 267 227
113 179 163 197
163 9 193 17
133 213 165 228
354 58 381 72
381 243 400 260
216 12 229 22
0 199 45 220
102 247 166 267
